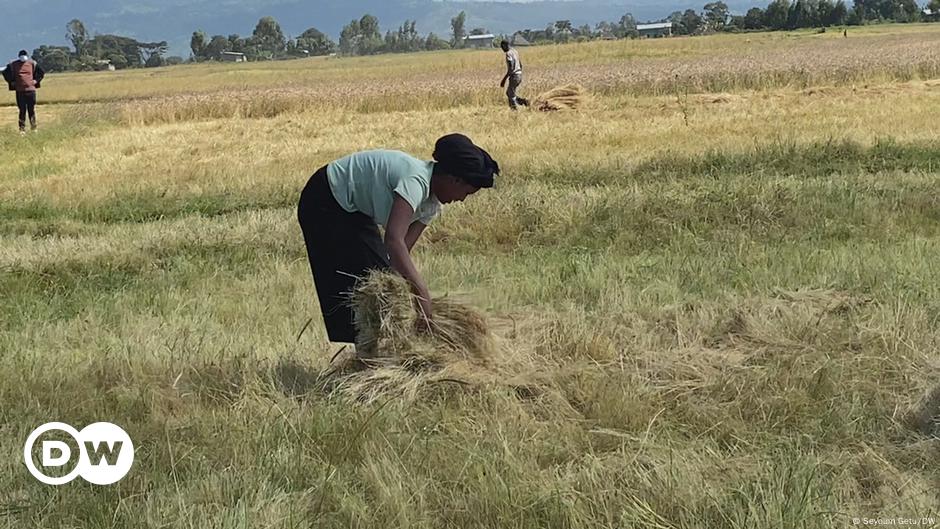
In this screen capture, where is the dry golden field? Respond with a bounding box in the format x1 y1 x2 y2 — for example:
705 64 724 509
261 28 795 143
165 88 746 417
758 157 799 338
2 23 940 528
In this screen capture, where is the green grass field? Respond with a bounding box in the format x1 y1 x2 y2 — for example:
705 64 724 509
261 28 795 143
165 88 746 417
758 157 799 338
2 23 940 528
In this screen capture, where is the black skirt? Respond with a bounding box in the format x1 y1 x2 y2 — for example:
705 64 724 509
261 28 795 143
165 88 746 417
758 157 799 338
297 166 391 343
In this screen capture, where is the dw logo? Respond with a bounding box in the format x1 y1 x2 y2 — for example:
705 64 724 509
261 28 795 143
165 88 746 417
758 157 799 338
23 422 134 485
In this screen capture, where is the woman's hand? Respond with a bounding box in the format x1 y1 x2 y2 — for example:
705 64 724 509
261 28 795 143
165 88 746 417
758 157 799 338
414 295 433 334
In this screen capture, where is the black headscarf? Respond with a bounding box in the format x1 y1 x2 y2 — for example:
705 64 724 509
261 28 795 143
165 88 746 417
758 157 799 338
433 133 499 189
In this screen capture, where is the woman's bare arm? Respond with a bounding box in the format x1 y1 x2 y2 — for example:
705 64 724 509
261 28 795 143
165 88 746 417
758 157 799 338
385 196 432 323
405 222 427 252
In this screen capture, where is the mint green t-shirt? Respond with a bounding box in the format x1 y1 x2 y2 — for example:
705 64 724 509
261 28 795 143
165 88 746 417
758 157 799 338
327 150 442 227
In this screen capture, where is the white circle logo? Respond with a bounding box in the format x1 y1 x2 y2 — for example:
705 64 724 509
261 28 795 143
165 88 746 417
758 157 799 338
24 422 134 485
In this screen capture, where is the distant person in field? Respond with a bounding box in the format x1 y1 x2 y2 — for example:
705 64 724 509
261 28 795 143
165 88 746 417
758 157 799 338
3 50 45 134
499 40 529 110
297 133 499 344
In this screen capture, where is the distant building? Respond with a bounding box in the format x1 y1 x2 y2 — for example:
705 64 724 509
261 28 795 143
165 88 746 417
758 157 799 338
511 33 532 47
221 52 247 63
636 22 673 38
464 34 496 49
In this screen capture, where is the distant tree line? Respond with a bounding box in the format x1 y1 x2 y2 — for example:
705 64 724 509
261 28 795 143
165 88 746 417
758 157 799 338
337 16 455 55
517 0 937 43
30 19 174 72
190 16 336 61
663 0 932 36
191 14 456 61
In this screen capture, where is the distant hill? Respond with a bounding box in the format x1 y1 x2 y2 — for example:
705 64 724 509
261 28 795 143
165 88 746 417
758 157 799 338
0 0 764 59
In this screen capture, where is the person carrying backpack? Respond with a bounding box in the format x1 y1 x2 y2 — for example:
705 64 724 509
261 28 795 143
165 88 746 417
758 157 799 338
3 50 45 134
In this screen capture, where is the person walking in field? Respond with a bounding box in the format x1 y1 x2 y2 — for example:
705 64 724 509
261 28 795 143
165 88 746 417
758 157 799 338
499 40 529 110
3 50 45 134
297 133 499 344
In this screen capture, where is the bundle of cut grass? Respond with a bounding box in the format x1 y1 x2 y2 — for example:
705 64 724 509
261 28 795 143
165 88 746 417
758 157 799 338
319 273 568 404
351 271 494 367
532 84 588 112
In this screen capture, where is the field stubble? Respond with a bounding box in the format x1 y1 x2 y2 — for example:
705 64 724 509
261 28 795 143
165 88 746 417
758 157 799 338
32 28 937 125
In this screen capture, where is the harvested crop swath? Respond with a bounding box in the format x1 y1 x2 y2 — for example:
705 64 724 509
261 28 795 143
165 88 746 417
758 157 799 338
532 84 588 111
352 271 494 366
320 272 500 402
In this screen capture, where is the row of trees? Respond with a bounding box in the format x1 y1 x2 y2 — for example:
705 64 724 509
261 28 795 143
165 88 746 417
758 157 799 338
31 19 175 72
515 20 617 44
665 0 935 35
339 12 610 55
191 14 461 61
513 0 938 44
26 14 472 70
192 12 494 60
336 12 487 55
191 16 335 61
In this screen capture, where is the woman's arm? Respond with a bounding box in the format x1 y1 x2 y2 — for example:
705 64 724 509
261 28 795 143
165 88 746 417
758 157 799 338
405 222 427 253
385 196 433 324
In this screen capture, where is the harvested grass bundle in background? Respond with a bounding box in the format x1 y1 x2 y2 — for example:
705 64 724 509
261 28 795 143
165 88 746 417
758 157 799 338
352 272 494 367
532 84 588 111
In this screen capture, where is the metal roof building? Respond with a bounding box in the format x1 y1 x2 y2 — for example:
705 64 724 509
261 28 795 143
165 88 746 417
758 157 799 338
464 34 496 49
221 52 247 63
636 22 673 38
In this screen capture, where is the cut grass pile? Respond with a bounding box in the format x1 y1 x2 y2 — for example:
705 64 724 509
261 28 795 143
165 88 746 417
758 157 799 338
533 84 588 111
